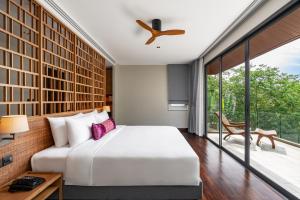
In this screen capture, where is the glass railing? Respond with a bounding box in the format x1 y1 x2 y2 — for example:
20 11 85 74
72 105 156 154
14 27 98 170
253 111 300 144
207 111 300 144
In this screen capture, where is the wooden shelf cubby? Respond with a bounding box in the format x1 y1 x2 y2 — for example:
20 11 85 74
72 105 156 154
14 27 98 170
41 10 75 114
0 0 106 116
93 50 105 109
75 36 93 110
0 0 40 116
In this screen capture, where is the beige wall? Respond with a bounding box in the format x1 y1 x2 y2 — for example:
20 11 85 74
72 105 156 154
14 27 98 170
204 0 291 64
113 65 188 128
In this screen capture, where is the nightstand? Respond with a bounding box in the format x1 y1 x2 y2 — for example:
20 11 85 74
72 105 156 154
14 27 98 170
0 171 63 200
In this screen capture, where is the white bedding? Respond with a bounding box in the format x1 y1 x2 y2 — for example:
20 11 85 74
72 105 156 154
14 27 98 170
31 145 70 174
32 126 200 186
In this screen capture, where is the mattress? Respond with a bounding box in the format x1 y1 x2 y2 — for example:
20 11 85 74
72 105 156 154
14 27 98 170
31 145 70 174
31 126 200 186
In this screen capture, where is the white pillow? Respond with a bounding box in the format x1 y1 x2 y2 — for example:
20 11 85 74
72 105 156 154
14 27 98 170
47 113 83 147
66 115 97 147
82 109 98 116
94 111 109 123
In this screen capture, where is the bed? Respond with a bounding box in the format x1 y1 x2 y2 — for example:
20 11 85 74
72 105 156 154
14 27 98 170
31 125 202 199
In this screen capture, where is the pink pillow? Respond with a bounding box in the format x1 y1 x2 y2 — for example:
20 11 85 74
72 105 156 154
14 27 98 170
91 118 116 140
91 123 106 140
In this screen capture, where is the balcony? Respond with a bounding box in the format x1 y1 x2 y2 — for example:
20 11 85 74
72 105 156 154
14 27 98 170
207 111 300 198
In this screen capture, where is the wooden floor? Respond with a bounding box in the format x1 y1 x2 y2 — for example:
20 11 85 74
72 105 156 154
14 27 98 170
181 132 287 200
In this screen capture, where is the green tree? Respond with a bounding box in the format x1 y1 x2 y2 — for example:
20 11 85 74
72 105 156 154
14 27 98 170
207 64 300 143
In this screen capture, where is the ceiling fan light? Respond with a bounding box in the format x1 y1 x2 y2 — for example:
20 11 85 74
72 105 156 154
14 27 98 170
152 19 161 31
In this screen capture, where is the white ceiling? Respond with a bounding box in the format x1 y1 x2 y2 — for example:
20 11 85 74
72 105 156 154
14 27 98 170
53 0 254 65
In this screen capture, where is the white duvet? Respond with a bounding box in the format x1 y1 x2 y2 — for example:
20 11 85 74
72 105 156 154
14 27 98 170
32 126 200 186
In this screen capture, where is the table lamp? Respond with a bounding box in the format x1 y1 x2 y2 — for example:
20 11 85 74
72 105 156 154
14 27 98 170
0 115 29 141
102 106 111 113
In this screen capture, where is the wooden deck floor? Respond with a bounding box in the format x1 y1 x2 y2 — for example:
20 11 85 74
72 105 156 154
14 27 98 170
181 132 287 200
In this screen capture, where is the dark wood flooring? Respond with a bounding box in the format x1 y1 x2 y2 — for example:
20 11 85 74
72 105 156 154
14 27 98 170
181 132 287 200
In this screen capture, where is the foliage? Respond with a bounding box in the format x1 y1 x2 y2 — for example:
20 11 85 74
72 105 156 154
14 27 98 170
207 64 300 143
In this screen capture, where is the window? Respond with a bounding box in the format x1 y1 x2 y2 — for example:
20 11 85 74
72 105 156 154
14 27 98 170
221 43 246 160
167 64 189 110
206 58 220 144
168 104 189 111
205 3 300 199
249 5 300 198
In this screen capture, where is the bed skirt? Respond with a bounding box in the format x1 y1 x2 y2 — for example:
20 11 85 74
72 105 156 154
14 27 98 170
50 181 203 200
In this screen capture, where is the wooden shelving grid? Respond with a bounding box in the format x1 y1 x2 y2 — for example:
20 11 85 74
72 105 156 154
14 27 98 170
0 0 106 116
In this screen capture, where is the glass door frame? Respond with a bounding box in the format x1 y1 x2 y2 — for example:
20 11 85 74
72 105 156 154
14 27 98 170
204 1 300 199
205 57 223 147
205 45 249 162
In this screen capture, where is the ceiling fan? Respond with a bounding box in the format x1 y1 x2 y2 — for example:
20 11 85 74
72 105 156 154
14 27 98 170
136 19 185 45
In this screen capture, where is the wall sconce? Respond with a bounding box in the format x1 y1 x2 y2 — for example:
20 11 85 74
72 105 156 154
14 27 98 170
0 115 29 142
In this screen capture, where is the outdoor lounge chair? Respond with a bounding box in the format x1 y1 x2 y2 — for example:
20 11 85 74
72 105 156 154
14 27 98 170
214 112 251 140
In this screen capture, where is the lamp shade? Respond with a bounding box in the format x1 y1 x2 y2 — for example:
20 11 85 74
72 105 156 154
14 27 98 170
0 115 29 134
102 106 111 112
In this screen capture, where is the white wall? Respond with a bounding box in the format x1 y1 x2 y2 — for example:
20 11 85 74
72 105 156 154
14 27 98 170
113 65 188 128
204 0 291 64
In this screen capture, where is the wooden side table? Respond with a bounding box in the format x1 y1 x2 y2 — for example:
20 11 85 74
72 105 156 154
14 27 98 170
0 171 63 200
255 128 277 149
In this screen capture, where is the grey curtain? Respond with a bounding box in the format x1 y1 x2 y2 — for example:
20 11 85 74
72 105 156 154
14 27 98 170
188 58 204 136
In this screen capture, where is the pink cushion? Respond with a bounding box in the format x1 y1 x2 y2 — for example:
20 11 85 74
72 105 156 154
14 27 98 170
91 118 116 140
91 123 106 140
101 118 116 133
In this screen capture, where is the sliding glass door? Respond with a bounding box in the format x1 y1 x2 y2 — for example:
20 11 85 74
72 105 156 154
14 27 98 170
221 44 246 160
248 5 300 198
206 59 221 145
205 3 300 199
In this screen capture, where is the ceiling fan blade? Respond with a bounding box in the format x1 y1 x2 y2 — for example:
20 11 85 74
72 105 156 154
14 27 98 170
145 36 156 45
136 20 153 33
158 29 185 36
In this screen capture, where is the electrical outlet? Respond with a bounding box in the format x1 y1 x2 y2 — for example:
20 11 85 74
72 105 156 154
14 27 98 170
2 154 13 166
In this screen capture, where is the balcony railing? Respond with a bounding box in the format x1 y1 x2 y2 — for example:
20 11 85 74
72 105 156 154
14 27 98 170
207 111 300 144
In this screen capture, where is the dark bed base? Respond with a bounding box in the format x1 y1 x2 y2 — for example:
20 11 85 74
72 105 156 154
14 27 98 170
50 181 203 200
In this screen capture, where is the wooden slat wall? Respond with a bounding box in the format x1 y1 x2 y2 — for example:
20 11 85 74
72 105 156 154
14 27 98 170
93 49 105 109
0 0 40 116
75 37 93 110
0 0 106 185
42 10 76 114
0 0 106 116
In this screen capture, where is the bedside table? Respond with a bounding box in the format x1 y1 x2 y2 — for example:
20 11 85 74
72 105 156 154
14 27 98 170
0 171 63 200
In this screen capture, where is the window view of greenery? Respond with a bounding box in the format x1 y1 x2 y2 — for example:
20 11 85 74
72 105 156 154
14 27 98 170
250 41 300 144
207 75 220 143
207 44 246 160
207 59 220 144
207 40 300 145
221 67 245 127
221 44 246 159
221 61 245 160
